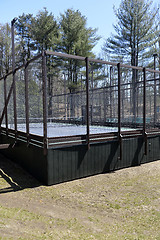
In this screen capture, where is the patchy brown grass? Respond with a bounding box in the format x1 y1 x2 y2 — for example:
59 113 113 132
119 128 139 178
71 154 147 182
0 153 160 239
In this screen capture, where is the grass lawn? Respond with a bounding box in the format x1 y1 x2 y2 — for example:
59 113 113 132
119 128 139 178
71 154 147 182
0 153 160 239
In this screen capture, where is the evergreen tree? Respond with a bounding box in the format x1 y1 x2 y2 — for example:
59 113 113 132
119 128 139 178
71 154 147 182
30 8 61 117
147 10 160 70
59 9 100 92
103 0 159 117
60 9 99 56
31 8 59 53
103 0 159 67
0 23 12 76
15 13 33 64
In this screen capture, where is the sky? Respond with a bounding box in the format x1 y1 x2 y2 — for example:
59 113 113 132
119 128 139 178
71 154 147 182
0 0 159 56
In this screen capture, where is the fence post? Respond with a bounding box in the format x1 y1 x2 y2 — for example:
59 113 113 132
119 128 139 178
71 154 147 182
25 61 30 145
110 66 112 118
117 63 122 160
153 54 157 126
143 67 147 155
42 51 48 155
64 72 67 120
85 57 90 149
11 18 18 141
4 76 8 136
143 68 146 133
0 81 1 134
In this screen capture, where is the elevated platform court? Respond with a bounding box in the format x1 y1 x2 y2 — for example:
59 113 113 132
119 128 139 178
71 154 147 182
1 50 160 185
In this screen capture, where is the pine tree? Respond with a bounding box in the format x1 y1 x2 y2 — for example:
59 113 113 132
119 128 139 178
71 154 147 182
15 13 33 64
0 23 12 76
147 9 160 71
103 0 159 117
31 8 61 117
59 9 100 92
103 0 159 67
31 8 59 53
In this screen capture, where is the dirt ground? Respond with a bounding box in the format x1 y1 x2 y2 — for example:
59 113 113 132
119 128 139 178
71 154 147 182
0 153 160 240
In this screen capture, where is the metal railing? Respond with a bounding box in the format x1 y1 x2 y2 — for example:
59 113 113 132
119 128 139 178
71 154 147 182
0 50 160 158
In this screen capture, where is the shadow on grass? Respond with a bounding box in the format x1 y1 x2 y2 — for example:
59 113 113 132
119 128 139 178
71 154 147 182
0 153 41 194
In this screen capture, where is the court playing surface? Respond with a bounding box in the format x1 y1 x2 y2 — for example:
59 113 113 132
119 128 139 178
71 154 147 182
5 122 135 137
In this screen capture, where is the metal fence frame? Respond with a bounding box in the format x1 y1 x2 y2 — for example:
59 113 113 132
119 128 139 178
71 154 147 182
0 50 160 159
